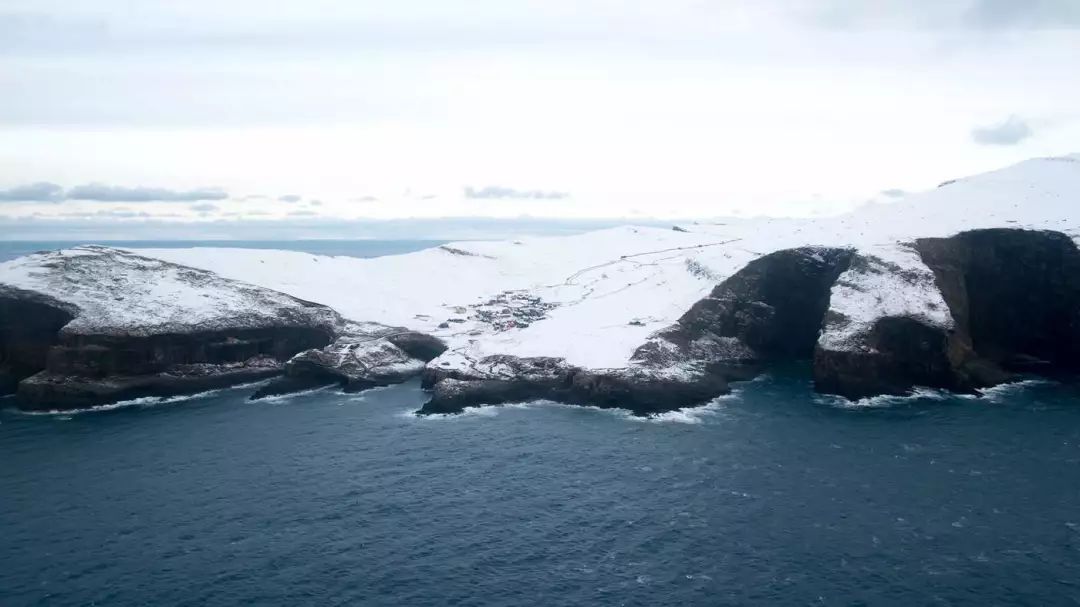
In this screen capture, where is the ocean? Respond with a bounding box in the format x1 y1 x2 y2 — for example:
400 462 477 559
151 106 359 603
2 241 1080 606
2 372 1080 606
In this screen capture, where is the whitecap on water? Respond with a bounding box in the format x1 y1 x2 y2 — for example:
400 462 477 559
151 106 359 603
977 379 1056 403
251 385 333 404
627 393 737 425
402 392 738 425
817 379 1058 409
399 402 520 421
13 379 272 416
815 386 957 409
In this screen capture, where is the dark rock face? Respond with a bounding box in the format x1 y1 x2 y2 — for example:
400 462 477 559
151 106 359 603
420 356 574 414
44 328 332 378
0 286 76 395
634 247 854 374
13 327 333 410
916 229 1080 375
813 316 957 399
17 358 285 410
385 332 449 362
566 368 729 414
814 228 1080 400
810 250 965 400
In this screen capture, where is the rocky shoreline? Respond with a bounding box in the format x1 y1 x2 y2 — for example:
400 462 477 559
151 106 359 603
417 228 1080 413
2 227 1078 414
0 248 445 410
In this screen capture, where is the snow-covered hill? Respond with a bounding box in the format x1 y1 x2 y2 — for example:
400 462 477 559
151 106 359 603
0 246 342 337
0 246 448 409
139 155 1080 376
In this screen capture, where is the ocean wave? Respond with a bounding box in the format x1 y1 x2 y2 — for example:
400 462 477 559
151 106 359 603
815 386 957 410
977 379 1056 403
11 380 271 416
627 393 738 424
250 385 333 404
404 392 738 425
399 402 525 421
817 380 1058 409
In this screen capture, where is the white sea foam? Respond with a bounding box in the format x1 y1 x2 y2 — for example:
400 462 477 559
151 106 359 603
251 385 333 404
400 404 504 421
12 380 271 416
977 379 1056 403
817 380 1059 409
404 392 737 424
815 386 957 410
628 392 738 425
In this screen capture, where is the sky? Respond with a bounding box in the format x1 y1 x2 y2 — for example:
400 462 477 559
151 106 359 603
1 0 1079 238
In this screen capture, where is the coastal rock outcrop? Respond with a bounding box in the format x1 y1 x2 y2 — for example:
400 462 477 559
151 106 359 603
813 229 1080 399
0 286 76 394
916 228 1080 378
420 353 726 415
420 247 854 414
0 247 442 410
632 246 854 375
252 325 448 398
812 246 960 398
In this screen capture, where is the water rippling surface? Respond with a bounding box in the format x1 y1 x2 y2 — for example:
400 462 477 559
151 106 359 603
2 372 1080 606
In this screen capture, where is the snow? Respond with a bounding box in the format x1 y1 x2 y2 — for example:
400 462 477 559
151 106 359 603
305 337 426 380
120 154 1080 370
0 246 341 336
818 244 952 352
139 227 743 369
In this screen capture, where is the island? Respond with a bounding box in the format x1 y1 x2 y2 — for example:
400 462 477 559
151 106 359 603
2 154 1078 413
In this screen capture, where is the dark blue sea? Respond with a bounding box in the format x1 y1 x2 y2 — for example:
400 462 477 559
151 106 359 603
3 241 1080 605
3 373 1080 606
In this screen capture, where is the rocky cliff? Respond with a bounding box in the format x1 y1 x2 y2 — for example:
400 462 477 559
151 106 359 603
811 229 1080 399
0 247 444 410
422 228 1080 414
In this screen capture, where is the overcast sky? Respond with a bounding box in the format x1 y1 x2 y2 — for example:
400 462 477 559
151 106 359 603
1 0 1079 236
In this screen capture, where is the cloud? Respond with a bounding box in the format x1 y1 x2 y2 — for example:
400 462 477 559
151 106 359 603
0 181 64 202
278 194 302 203
56 209 156 219
971 115 1033 145
287 210 318 217
966 0 1080 29
190 203 220 213
880 188 907 198
806 0 1080 30
66 183 228 202
351 196 379 203
464 186 569 200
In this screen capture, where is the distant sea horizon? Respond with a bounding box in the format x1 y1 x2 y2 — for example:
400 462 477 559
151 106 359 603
0 240 450 263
